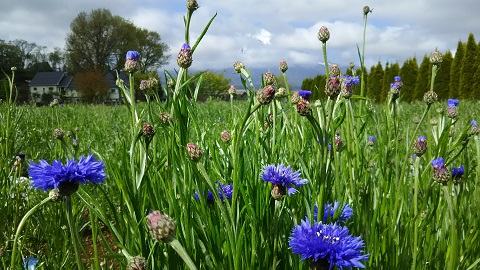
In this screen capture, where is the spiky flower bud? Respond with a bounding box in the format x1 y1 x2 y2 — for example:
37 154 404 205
142 123 155 139
446 106 458 119
363 6 372 15
329 64 341 77
279 59 288 73
221 130 232 143
263 71 277 86
256 85 275 105
127 256 147 270
468 120 479 136
267 113 274 123
186 0 199 12
167 78 175 88
367 136 376 147
291 92 301 104
349 62 355 69
147 211 176 243
271 184 286 201
449 125 455 137
431 157 451 185
49 188 63 202
275 87 287 98
53 128 64 140
451 165 464 184
296 99 312 116
177 44 193 69
159 112 172 125
125 51 141 73
139 78 159 96
429 50 443 64
413 136 427 156
11 66 17 71
413 117 420 124
388 83 400 101
233 61 245 73
334 135 343 151
317 26 330 43
72 139 79 147
430 117 438 126
423 90 438 105
228 85 236 95
325 76 341 98
186 143 202 162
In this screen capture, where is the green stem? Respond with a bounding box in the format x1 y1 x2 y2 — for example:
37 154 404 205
322 42 329 78
168 239 197 270
411 157 420 270
442 185 459 269
66 196 85 270
10 196 52 270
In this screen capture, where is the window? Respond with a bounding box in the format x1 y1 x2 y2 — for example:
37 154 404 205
49 87 54 90
33 87 37 91
111 88 116 94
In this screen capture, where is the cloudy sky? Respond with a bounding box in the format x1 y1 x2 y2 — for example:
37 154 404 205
1 0 479 73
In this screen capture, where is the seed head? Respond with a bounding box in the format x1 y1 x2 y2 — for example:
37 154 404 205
127 256 147 270
53 128 64 140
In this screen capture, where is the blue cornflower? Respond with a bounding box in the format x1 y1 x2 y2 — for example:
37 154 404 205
431 157 445 168
451 165 464 184
342 75 360 85
322 201 354 223
126 50 140 61
23 256 39 270
28 154 106 193
447 99 459 107
298 90 312 100
394 76 401 82
181 43 191 51
261 164 308 199
195 182 233 203
431 157 450 185
289 218 369 269
472 120 478 127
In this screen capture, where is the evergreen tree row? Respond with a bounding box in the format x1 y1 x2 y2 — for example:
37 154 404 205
301 33 480 102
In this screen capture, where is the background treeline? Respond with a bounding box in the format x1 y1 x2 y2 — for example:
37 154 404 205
301 33 480 102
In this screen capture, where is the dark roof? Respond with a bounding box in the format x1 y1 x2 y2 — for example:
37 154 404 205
59 75 74 89
104 70 129 89
29 71 66 86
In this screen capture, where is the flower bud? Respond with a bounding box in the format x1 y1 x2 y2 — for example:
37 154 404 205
451 165 464 184
423 90 438 105
147 211 176 242
430 117 438 126
228 85 236 95
177 44 193 69
363 6 372 15
367 136 376 147
413 136 427 156
127 256 147 270
125 51 140 73
186 0 199 12
446 106 458 119
296 99 312 116
159 112 172 125
334 135 343 151
256 85 275 105
429 50 443 64
186 143 202 162
263 71 277 86
221 130 232 143
142 123 155 139
431 158 451 185
290 92 301 104
271 184 286 200
139 78 159 96
325 76 341 98
53 128 64 140
275 87 287 98
279 59 288 73
317 26 330 43
468 120 479 136
233 61 244 73
329 64 341 77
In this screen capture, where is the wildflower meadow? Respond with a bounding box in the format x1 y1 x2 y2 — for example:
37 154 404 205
2 1 480 269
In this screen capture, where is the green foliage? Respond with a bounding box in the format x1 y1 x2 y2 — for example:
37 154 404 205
459 33 477 99
399 57 418 102
434 50 453 100
414 55 431 101
74 70 110 103
193 71 231 101
449 40 465 98
472 44 480 100
366 61 384 101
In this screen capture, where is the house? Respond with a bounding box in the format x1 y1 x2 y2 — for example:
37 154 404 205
29 71 129 104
